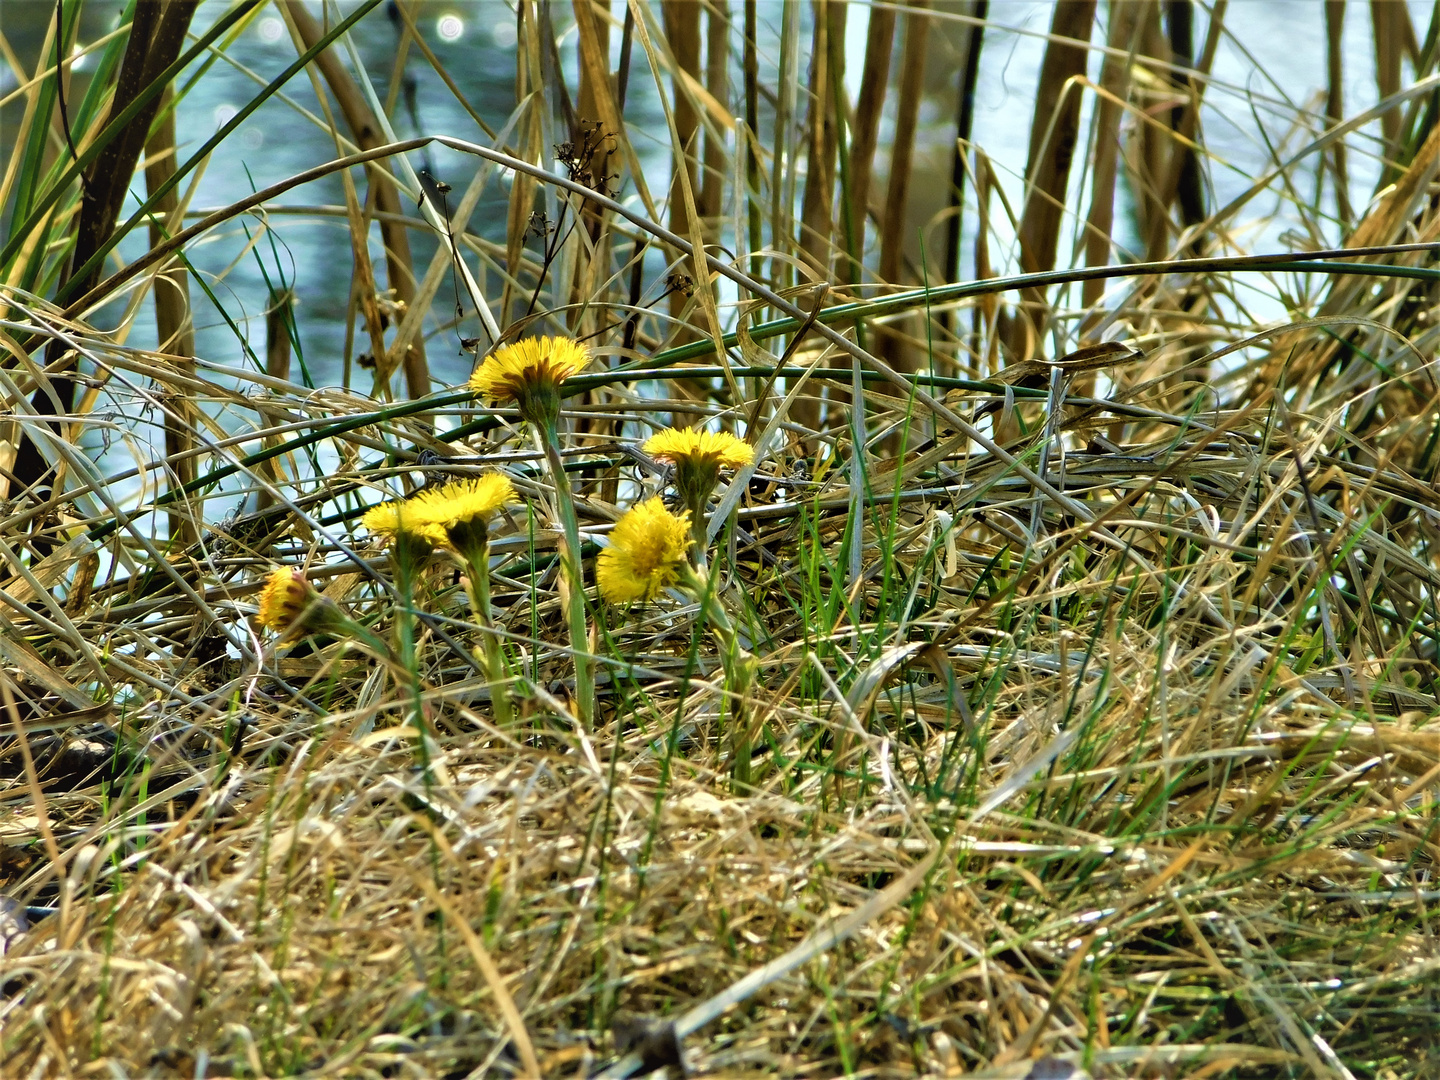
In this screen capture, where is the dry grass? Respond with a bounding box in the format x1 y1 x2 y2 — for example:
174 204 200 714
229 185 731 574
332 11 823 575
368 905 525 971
4 3 1440 1078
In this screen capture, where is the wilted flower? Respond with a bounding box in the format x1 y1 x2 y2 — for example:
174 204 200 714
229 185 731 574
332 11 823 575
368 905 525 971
597 497 693 604
467 336 590 425
255 565 378 650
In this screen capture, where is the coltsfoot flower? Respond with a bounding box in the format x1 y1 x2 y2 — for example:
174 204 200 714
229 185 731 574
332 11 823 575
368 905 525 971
416 473 517 557
256 566 389 655
405 474 516 531
597 497 694 604
467 336 590 423
642 427 752 555
467 336 594 721
642 427 754 472
365 474 516 553
361 500 449 548
257 566 311 634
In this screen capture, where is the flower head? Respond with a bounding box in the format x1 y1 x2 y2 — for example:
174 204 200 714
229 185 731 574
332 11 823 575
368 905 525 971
409 473 517 555
643 428 753 471
597 497 693 604
361 500 449 548
405 474 516 530
257 566 312 634
365 473 516 554
467 337 590 424
255 565 388 654
642 428 752 546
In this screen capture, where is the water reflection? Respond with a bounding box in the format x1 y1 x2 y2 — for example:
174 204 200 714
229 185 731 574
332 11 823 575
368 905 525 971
0 0 1426 397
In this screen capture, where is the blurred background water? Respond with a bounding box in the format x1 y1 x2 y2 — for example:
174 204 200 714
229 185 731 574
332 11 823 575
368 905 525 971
1 1 1432 394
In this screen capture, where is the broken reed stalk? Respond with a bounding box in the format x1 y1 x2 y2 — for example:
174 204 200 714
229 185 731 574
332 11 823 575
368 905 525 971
11 0 198 502
799 0 845 279
253 290 295 517
1326 0 1352 225
661 1 701 276
1080 1 1138 338
573 0 617 323
142 86 196 548
658 0 710 422
1372 0 1413 172
876 0 929 379
877 1 927 291
283 0 429 402
848 2 895 264
1009 0 1095 359
741 0 762 258
701 1 728 223
1163 0 1206 248
942 0 987 297
769 0 800 301
1132 2 1171 262
971 150 1000 375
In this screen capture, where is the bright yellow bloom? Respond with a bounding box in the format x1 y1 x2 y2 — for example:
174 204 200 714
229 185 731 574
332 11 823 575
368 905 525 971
597 497 693 604
364 474 516 552
255 565 386 652
256 566 312 633
643 427 753 471
642 429 751 558
405 474 516 529
467 336 590 405
361 501 449 547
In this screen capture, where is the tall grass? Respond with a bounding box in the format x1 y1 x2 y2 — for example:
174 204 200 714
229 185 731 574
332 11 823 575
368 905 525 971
3 2 1440 1077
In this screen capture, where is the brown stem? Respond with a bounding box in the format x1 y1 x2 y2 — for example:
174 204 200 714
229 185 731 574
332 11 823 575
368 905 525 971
799 0 846 280
849 2 895 261
254 290 295 517
284 0 430 406
13 0 198 500
143 86 197 547
1009 0 1096 357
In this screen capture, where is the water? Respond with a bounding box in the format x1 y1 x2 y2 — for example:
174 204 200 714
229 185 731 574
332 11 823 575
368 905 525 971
2 2 1434 406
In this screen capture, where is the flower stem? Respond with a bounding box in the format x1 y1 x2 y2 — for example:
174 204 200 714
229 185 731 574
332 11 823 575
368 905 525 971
389 534 436 780
535 421 595 726
457 538 514 727
686 495 710 571
681 564 758 793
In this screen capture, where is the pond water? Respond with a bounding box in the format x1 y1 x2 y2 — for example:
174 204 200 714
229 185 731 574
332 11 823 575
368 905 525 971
1 1 1434 395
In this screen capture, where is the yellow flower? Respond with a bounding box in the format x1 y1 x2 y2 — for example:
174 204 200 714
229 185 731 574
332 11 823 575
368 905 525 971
597 497 693 604
642 428 753 471
467 336 590 407
361 500 449 547
255 565 388 654
256 566 313 634
404 474 516 529
365 473 516 554
641 429 752 552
